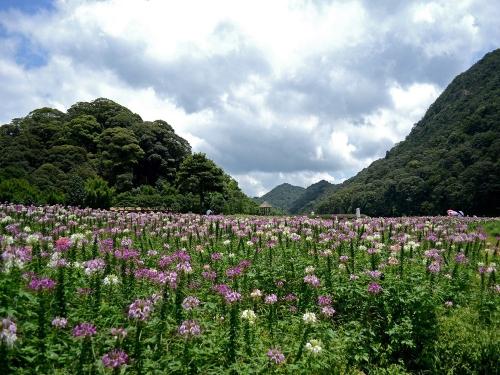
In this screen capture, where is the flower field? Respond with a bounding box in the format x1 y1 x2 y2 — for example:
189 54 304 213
0 204 498 374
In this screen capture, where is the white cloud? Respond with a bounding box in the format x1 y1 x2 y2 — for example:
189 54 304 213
0 0 498 197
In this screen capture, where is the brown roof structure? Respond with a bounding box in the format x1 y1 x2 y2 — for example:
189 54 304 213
259 201 273 208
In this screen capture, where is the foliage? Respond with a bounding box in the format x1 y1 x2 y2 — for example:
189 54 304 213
0 206 498 374
84 177 114 209
255 183 305 213
0 98 255 213
176 153 225 213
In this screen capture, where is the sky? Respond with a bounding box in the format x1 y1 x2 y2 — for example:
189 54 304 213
0 0 499 197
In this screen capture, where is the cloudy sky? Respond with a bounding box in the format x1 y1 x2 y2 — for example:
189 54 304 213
0 0 498 196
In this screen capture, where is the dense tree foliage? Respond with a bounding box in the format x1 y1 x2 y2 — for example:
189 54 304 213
176 153 225 213
314 49 500 216
254 183 306 213
289 180 335 214
0 98 257 213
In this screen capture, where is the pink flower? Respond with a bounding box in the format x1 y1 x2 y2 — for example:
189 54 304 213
367 282 383 295
55 237 72 252
264 294 278 304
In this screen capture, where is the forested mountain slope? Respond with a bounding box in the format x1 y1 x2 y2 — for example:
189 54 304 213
254 183 305 212
315 49 500 216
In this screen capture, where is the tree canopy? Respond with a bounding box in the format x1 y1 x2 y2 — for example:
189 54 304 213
0 98 257 213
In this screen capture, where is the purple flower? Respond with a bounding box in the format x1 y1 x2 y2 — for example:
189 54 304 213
182 296 200 310
283 293 297 302
224 291 242 304
178 320 201 338
128 298 154 321
428 261 441 274
367 282 383 295
83 258 105 275
321 306 336 317
264 294 278 304
339 255 349 263
317 295 332 306
367 270 382 279
211 252 222 261
304 274 321 288
102 349 128 369
0 318 17 347
202 269 217 281
29 276 56 292
455 252 468 264
72 322 97 338
51 317 68 329
226 266 243 278
110 327 127 340
267 348 285 364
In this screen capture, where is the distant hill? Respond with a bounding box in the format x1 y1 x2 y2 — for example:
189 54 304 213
289 180 336 214
314 49 500 216
255 183 305 212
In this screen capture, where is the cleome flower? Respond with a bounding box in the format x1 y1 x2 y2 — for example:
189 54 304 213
305 339 323 355
240 309 257 324
302 312 317 324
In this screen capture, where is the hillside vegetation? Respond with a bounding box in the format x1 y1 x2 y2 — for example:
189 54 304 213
254 183 305 212
0 98 257 213
313 49 500 216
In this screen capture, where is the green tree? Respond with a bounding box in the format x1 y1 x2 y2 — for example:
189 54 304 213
176 153 224 213
65 175 86 207
132 120 191 185
0 179 40 204
64 115 102 152
97 127 144 189
84 177 114 209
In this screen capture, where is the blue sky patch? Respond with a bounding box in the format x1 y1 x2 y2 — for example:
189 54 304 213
0 0 55 13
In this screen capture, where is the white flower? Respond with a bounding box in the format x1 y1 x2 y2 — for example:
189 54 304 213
103 274 120 286
305 339 322 355
241 309 257 324
304 266 315 274
302 312 317 324
223 239 231 246
26 234 39 245
250 289 262 299
70 233 86 246
0 216 13 224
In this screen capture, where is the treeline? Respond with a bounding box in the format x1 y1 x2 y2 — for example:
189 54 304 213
315 49 500 217
0 98 257 214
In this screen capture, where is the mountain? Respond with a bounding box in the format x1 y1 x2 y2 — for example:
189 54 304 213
0 98 257 214
256 183 305 212
315 49 500 216
288 180 336 214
